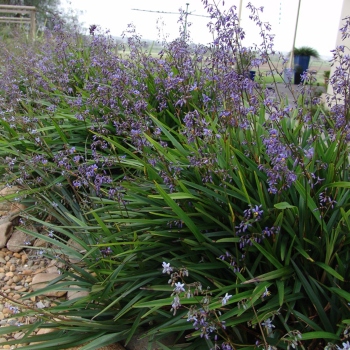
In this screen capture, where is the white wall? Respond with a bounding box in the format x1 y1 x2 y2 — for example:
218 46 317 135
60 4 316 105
327 0 350 97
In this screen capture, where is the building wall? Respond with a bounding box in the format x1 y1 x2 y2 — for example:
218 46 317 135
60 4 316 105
327 0 350 96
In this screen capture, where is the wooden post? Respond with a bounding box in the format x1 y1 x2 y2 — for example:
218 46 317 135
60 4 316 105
30 9 36 40
288 0 302 70
0 5 36 40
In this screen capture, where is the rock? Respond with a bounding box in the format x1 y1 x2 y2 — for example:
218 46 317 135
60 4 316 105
0 221 13 248
31 273 67 297
0 186 26 214
7 226 37 253
67 239 86 264
21 254 28 264
48 259 65 269
36 301 46 309
0 186 22 213
33 238 49 248
46 266 60 274
67 285 89 300
13 332 25 339
12 275 22 283
36 328 57 335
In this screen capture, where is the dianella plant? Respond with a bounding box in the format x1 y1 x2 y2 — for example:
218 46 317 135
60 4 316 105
0 1 349 349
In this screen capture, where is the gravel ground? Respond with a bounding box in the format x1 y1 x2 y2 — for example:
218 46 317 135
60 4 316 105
0 247 55 349
0 247 127 350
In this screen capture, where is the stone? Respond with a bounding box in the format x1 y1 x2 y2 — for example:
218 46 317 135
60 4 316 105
48 259 65 269
67 285 89 300
33 238 49 248
36 328 57 335
36 301 46 309
67 239 86 264
21 254 28 264
13 332 25 340
12 275 22 283
7 226 37 253
31 273 67 297
0 221 13 248
0 186 25 213
46 266 60 274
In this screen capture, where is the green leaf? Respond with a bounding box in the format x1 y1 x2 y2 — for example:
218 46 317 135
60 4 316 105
274 202 297 210
291 260 333 331
251 241 283 269
315 262 344 281
299 331 339 341
154 182 207 243
80 333 125 350
148 114 189 156
276 280 285 307
242 266 292 284
329 288 350 301
294 180 323 228
149 192 199 200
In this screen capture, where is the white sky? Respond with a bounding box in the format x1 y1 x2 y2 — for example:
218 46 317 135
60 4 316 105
61 0 343 57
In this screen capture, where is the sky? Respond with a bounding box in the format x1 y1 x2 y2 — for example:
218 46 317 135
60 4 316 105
61 0 343 58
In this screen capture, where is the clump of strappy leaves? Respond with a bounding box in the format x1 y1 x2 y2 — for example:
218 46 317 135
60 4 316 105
0 2 349 349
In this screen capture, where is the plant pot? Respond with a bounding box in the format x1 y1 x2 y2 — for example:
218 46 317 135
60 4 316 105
294 69 302 85
294 55 310 84
249 70 256 81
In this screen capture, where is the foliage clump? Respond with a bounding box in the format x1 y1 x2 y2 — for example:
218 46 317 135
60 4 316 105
293 46 320 58
0 1 349 350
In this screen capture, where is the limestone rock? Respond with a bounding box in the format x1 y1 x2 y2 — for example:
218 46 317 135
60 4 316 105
46 266 60 274
36 328 57 335
67 238 86 264
67 285 89 300
0 186 26 215
0 220 13 248
31 273 67 297
33 237 49 248
7 226 37 252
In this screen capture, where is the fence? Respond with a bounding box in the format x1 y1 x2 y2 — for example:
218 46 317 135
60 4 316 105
0 5 36 39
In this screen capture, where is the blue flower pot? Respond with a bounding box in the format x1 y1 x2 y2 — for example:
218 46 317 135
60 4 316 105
294 55 310 84
249 70 256 81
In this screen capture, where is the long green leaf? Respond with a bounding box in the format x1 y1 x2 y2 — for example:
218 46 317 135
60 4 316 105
154 182 206 243
242 266 292 284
